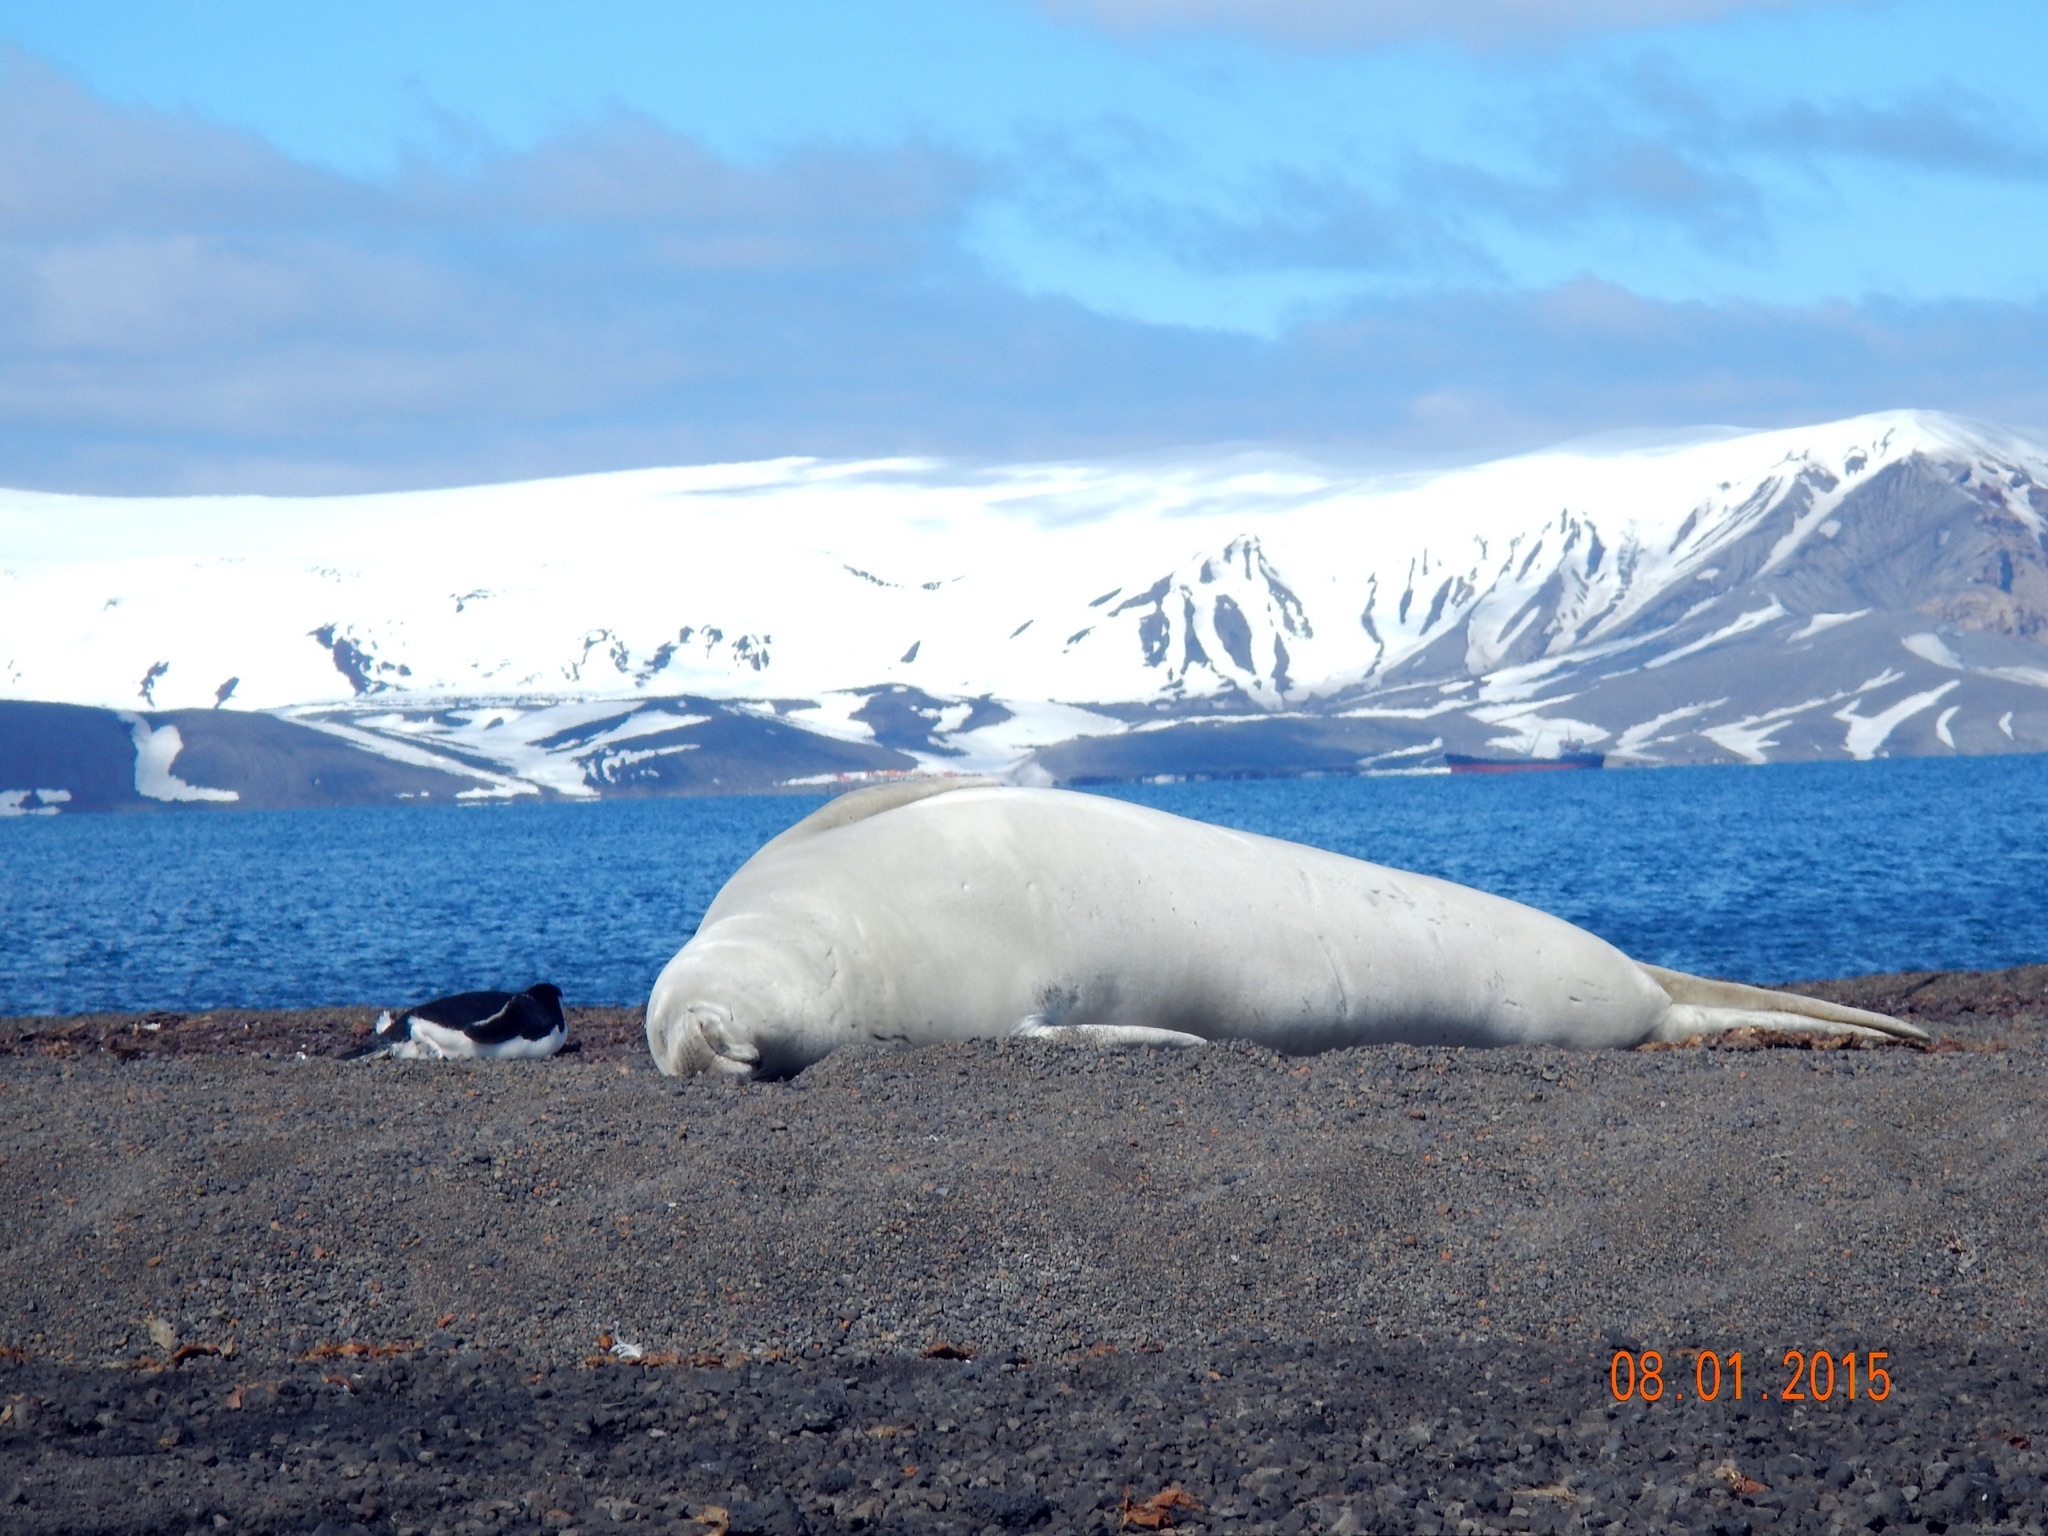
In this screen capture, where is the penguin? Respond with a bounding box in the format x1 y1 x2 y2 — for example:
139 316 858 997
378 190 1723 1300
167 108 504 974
356 983 567 1060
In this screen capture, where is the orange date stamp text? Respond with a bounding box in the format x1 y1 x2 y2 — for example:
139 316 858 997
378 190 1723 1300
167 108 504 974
1608 1349 1892 1404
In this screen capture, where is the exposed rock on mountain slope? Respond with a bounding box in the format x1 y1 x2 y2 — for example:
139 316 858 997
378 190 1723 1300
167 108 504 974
0 699 918 812
1319 434 2048 769
2 411 2044 809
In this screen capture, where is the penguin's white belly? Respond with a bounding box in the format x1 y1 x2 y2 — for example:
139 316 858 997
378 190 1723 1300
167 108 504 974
389 1018 567 1060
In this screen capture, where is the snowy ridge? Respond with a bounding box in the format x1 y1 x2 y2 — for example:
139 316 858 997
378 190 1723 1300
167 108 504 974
3 409 2046 803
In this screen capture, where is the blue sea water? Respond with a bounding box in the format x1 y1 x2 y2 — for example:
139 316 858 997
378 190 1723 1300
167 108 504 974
1 756 2044 1016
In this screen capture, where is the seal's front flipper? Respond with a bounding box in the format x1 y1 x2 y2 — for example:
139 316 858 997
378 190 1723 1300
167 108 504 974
1640 964 1928 1044
1011 1019 1209 1050
687 1002 763 1077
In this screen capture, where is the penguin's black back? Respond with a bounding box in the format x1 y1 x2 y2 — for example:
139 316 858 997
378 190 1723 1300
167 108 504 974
409 983 565 1044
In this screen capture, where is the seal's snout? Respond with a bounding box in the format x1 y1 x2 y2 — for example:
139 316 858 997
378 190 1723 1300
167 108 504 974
645 995 762 1078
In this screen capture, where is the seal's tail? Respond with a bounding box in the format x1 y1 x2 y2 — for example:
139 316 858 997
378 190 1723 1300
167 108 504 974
1638 964 1928 1044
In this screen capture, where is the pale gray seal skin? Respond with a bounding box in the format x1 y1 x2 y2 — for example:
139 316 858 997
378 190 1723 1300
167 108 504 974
646 779 1923 1078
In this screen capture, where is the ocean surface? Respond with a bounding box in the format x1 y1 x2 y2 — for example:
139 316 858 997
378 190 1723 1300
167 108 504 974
2 755 2044 1016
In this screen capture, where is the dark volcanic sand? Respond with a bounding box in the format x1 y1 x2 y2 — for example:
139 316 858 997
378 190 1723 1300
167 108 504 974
1 967 2043 1535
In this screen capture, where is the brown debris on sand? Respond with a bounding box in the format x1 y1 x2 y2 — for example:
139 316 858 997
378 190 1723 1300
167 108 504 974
1716 1461 1770 1497
1637 1025 1901 1052
299 1339 420 1362
0 1003 648 1061
1119 1486 1204 1529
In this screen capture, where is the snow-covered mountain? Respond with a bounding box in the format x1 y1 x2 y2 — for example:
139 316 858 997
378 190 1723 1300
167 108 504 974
3 410 2045 809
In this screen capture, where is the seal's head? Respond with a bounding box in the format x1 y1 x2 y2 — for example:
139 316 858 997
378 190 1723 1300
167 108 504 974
648 996 753 1078
644 927 839 1079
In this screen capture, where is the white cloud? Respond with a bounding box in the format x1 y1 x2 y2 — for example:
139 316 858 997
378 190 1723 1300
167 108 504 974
3 50 2048 494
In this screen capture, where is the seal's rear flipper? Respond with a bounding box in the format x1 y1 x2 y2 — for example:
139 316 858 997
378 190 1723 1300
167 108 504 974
1012 1020 1209 1050
1639 964 1928 1044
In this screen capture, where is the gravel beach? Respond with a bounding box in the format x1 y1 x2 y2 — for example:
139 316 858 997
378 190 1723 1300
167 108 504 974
2 967 2043 1535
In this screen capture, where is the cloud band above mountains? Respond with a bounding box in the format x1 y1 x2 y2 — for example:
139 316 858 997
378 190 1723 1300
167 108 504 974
2 51 2047 495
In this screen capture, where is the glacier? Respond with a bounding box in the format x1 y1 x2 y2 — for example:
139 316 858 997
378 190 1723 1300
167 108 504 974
2 409 2045 809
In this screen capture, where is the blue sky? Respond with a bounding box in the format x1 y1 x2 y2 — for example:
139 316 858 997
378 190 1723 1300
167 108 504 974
3 0 2047 491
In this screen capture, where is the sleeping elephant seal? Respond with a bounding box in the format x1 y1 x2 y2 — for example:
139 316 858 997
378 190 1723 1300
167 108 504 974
646 778 1921 1078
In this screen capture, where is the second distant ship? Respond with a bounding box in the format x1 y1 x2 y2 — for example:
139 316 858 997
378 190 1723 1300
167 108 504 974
1443 752 1606 774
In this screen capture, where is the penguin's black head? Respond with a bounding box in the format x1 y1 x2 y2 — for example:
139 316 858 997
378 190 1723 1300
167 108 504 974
526 982 562 1003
